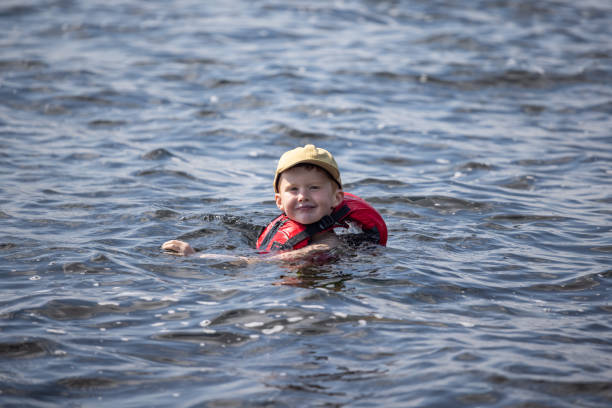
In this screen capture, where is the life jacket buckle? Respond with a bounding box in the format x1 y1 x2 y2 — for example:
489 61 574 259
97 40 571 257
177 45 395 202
317 215 335 230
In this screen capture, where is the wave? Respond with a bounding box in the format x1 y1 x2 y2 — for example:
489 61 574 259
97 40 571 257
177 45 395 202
266 123 333 141
343 68 612 91
525 270 611 293
371 195 491 213
0 339 54 359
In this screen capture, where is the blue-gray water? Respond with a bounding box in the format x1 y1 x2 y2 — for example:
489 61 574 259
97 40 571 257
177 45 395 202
1 1 611 407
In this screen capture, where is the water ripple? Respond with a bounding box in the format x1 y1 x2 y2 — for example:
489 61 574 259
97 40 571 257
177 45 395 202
1 0 610 406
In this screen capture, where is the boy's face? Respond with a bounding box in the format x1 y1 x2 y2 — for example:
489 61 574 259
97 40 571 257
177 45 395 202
275 166 344 225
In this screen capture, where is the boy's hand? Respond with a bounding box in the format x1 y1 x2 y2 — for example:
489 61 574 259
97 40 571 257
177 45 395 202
161 240 196 256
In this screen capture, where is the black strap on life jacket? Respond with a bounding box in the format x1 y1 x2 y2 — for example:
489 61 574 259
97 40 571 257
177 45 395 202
274 204 351 251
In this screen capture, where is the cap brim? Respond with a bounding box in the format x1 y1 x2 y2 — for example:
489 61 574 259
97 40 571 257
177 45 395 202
274 160 342 193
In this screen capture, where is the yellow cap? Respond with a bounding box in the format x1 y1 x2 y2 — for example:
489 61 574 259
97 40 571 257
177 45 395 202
273 144 342 193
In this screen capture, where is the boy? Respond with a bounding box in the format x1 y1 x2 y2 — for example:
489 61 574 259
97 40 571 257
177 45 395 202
162 144 346 261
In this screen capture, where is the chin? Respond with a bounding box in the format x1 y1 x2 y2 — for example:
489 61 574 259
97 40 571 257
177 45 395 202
294 216 315 225
291 213 321 225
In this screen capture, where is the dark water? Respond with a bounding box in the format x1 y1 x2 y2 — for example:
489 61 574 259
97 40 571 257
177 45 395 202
1 0 611 406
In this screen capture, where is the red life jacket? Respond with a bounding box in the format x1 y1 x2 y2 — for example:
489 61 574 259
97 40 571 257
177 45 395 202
256 192 387 252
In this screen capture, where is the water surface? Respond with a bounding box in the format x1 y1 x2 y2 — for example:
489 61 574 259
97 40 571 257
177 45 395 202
1 0 611 407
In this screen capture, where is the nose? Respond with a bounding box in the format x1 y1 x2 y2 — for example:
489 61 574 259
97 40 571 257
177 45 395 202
297 188 308 201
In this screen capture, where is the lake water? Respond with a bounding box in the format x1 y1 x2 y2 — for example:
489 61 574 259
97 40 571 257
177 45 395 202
1 0 611 407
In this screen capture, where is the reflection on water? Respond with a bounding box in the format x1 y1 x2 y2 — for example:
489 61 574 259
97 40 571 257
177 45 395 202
1 0 611 406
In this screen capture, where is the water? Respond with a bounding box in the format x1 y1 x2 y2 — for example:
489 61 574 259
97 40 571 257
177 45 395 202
1 0 611 406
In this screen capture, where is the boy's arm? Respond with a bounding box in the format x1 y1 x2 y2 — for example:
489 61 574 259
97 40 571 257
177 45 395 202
162 234 337 263
267 243 332 261
162 240 250 262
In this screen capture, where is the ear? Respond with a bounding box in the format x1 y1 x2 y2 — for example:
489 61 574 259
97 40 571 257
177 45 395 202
332 190 344 208
275 193 284 212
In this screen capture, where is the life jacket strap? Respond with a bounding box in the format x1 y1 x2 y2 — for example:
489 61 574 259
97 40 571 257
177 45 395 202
278 204 351 250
